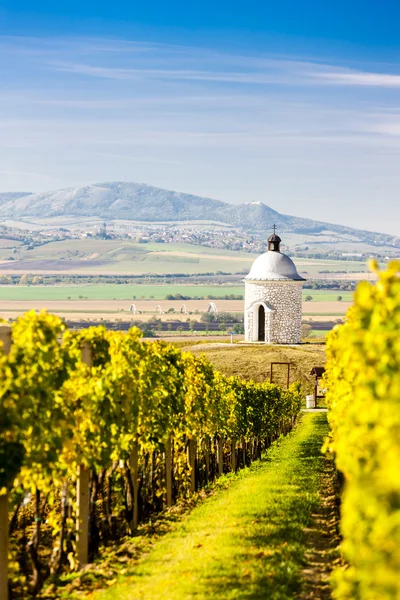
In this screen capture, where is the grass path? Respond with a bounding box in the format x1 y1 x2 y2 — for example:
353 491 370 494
92 413 334 600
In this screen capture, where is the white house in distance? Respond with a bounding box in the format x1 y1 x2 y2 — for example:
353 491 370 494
244 228 305 344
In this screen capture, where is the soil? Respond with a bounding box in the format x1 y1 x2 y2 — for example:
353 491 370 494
299 452 342 599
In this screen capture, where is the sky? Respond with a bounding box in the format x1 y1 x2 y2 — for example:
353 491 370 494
1 2 400 235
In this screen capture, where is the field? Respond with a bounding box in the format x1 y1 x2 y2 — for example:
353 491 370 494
0 284 353 323
310 329 330 338
0 284 353 301
0 239 23 249
0 238 359 324
0 238 373 277
0 241 256 275
0 298 351 323
0 284 245 301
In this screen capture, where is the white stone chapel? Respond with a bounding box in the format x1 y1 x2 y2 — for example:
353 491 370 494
244 228 305 344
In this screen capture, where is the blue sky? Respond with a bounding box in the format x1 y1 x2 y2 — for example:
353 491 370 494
1 2 400 235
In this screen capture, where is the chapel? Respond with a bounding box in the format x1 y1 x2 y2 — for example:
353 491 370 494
244 228 305 344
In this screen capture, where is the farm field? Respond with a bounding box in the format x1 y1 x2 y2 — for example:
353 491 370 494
304 314 344 322
0 238 373 277
0 298 351 323
310 329 330 338
0 284 353 302
0 239 23 249
0 241 256 275
0 284 245 301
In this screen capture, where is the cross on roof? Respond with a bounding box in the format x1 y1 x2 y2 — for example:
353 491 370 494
273 224 276 234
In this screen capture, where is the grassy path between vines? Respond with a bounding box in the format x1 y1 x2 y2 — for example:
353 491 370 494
91 413 337 600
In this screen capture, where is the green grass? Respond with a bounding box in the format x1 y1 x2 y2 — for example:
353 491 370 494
0 284 245 301
303 313 346 317
310 329 330 338
93 413 330 600
303 290 353 302
0 285 353 302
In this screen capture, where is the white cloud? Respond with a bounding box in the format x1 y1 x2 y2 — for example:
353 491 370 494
50 61 289 85
310 69 400 87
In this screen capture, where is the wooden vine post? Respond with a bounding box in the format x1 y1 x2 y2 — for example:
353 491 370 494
242 439 246 467
230 439 236 472
165 436 173 507
204 438 210 482
0 325 11 600
187 439 196 493
129 441 139 528
76 342 92 569
217 436 224 476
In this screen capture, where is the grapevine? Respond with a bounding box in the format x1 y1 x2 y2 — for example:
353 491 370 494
0 311 302 598
325 261 400 600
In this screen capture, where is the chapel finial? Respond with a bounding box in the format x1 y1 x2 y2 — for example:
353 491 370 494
267 226 281 252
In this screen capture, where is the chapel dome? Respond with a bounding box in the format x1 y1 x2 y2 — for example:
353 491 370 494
245 250 305 281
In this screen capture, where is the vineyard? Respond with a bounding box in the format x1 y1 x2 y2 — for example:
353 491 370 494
2 262 399 600
325 260 400 599
0 312 302 599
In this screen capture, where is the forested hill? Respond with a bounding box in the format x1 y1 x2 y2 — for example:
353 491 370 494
0 181 397 246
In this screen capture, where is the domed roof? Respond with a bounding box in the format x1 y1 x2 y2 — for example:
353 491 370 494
245 250 305 281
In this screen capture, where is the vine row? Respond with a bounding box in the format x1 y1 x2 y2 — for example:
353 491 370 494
0 311 302 598
325 261 400 600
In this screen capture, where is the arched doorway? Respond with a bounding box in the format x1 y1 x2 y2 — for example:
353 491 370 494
258 305 265 341
250 301 273 343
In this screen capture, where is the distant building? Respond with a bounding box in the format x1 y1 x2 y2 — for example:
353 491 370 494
244 229 305 344
96 222 110 240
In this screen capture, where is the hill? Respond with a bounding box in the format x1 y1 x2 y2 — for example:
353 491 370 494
186 342 326 392
0 181 397 247
0 192 32 207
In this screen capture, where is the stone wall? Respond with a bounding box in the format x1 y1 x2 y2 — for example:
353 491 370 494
244 281 303 344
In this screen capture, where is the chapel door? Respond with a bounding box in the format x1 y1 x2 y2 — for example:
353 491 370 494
258 305 265 341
